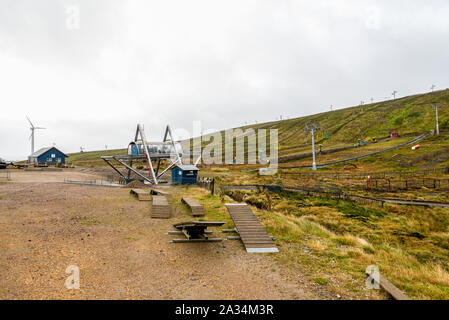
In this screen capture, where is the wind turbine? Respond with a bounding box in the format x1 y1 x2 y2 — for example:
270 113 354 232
26 116 46 154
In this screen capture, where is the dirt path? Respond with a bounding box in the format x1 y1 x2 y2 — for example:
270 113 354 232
0 177 324 300
3 169 101 183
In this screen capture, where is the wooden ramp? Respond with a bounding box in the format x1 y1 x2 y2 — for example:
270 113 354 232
225 204 279 253
130 189 151 201
182 198 205 217
151 196 171 219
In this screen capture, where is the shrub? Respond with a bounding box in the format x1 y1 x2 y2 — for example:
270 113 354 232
314 277 329 286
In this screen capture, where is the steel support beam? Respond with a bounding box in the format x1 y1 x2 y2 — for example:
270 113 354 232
135 124 158 184
115 157 154 184
156 160 180 180
127 160 133 180
164 125 183 166
102 158 127 180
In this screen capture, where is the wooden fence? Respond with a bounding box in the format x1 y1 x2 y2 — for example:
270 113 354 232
197 177 215 194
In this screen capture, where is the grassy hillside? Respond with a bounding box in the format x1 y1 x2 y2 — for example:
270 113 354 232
68 89 449 166
67 149 127 167
188 89 449 156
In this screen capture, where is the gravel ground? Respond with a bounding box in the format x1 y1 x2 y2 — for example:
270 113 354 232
0 171 326 300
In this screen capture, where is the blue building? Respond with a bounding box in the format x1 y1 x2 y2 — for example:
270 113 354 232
171 165 199 184
0 157 7 169
28 147 68 165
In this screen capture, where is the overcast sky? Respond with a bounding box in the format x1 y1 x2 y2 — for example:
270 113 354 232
1 0 448 160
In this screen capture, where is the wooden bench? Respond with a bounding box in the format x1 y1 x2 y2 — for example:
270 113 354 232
151 196 171 219
181 198 205 217
169 221 224 243
130 189 152 201
150 188 172 200
225 204 279 253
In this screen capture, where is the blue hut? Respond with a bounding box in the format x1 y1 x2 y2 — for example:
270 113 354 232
171 165 199 184
28 147 68 165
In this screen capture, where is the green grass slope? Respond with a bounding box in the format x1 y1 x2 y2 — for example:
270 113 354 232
188 89 449 156
67 149 127 167
68 89 449 166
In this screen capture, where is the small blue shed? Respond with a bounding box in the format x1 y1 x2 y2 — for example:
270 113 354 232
28 147 68 165
172 165 199 184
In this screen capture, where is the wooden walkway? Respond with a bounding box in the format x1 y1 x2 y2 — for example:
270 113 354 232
182 198 205 217
225 204 278 253
130 189 152 201
151 196 171 219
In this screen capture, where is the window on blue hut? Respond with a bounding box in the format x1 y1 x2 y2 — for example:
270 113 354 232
185 171 194 176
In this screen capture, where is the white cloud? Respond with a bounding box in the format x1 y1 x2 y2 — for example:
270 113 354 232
0 0 448 159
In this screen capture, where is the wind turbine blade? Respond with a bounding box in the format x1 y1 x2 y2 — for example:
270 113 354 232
35 127 46 130
26 116 35 128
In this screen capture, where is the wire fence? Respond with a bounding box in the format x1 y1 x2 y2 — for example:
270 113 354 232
0 170 11 181
213 181 449 208
281 167 449 181
220 183 387 208
282 187 449 208
63 179 123 187
368 177 449 191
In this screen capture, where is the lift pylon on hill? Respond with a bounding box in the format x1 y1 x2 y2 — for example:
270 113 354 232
101 124 185 185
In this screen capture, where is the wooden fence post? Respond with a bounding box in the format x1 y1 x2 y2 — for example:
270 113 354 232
265 189 272 211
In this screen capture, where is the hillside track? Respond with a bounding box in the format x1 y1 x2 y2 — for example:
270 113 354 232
281 133 429 170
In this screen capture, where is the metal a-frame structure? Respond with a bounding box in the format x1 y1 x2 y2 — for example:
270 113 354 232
101 124 183 185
